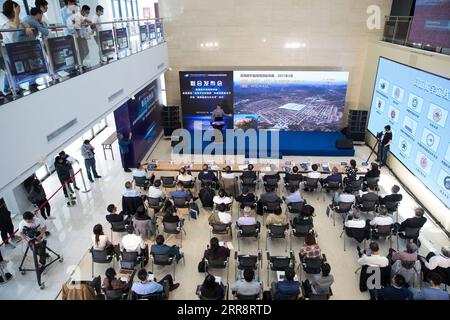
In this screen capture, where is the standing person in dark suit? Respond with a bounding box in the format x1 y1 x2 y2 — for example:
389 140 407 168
117 131 132 173
55 156 75 199
380 125 392 167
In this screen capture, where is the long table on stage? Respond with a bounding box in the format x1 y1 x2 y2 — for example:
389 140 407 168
146 161 369 175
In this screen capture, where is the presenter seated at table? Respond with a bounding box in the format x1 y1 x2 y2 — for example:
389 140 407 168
133 162 155 186
177 167 194 183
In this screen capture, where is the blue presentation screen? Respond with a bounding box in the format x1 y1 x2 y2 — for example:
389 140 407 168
368 57 450 208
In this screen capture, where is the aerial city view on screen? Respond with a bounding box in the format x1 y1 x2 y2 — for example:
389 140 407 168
233 71 349 131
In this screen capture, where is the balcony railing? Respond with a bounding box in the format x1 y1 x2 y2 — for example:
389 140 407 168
0 18 165 106
382 16 449 55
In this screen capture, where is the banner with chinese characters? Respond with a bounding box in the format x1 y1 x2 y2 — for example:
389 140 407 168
179 71 233 130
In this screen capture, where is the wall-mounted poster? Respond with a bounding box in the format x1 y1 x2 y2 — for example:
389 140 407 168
98 30 115 55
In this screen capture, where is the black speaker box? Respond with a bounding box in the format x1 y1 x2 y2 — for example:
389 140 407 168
336 139 353 149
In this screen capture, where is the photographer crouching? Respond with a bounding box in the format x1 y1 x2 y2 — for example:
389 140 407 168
18 211 48 270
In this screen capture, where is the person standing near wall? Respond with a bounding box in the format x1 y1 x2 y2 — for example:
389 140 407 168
28 178 54 220
81 140 101 183
117 131 132 172
59 151 79 190
380 125 392 168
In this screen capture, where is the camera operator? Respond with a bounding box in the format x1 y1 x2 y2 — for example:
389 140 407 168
379 125 392 167
18 211 48 269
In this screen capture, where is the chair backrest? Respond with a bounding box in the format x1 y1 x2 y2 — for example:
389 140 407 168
239 224 259 237
242 177 256 185
132 291 165 300
345 226 367 243
384 201 399 213
304 257 323 274
306 177 319 188
337 201 353 213
265 201 281 211
236 293 259 300
91 248 111 263
222 177 238 197
133 218 151 236
163 221 180 234
121 250 139 262
211 223 230 234
206 256 228 268
269 256 292 270
103 289 125 300
161 176 175 186
147 197 162 207
151 253 174 266
110 220 128 232
182 180 195 188
293 223 312 236
403 227 421 238
400 259 416 270
375 224 393 237
326 180 341 189
309 293 329 300
237 255 258 270
265 177 279 186
172 196 188 207
268 224 288 238
366 177 379 187
288 202 304 213
350 180 363 191
361 200 377 211
134 176 147 186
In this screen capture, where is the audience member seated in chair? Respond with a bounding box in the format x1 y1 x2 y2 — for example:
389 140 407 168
209 203 232 225
221 165 236 179
198 274 225 300
356 185 379 208
369 205 394 238
236 187 257 209
331 186 355 207
360 162 380 188
292 208 314 231
284 166 303 189
198 164 218 186
344 210 370 241
148 180 166 202
132 163 155 189
379 185 403 205
102 267 130 296
409 272 449 300
122 181 144 217
171 182 193 204
321 166 342 189
177 167 194 183
270 267 301 300
92 224 114 256
263 164 280 184
300 233 321 260
357 242 389 268
306 164 321 179
283 185 304 205
151 235 183 263
121 225 147 256
419 246 450 282
106 204 128 224
395 207 427 246
199 181 215 208
230 269 261 298
302 263 334 298
265 206 286 226
241 164 257 181
257 187 282 215
162 205 184 227
387 243 418 266
204 237 230 262
213 189 232 207
133 205 156 238
236 206 257 226
131 268 179 296
375 274 410 300
344 159 358 186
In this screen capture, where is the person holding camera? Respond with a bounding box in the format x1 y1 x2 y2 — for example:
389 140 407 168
18 211 48 268
379 125 392 167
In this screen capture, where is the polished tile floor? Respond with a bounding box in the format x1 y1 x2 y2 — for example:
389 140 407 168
0 129 449 300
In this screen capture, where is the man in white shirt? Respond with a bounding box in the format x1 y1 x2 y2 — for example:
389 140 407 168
306 164 322 179
18 211 47 267
213 189 232 206
357 242 389 268
67 5 92 65
230 269 261 297
121 225 146 254
236 206 257 226
216 203 232 224
344 210 366 229
148 180 165 199
369 205 394 227
332 186 355 206
221 166 236 179
419 246 450 280
123 181 141 198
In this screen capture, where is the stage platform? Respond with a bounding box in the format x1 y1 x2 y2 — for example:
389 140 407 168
175 130 355 157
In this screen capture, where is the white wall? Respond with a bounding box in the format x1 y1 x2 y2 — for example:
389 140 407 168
359 40 450 232
0 42 169 213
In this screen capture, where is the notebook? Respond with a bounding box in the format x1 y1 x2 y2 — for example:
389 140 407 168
322 163 330 172
219 241 234 250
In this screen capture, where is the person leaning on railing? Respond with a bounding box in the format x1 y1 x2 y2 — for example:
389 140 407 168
18 7 49 41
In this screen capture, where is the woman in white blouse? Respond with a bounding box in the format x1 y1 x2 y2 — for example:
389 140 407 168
177 167 194 182
92 224 113 254
213 189 232 206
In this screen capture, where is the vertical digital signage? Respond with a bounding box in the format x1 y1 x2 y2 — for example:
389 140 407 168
98 30 115 55
115 28 129 50
46 35 78 72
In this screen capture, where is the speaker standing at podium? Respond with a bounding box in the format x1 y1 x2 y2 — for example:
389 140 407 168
380 125 392 167
210 104 231 131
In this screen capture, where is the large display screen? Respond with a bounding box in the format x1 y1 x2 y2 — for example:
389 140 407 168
368 57 450 208
180 71 233 130
234 71 349 131
408 0 450 48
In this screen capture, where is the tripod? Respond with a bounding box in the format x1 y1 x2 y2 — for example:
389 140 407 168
366 138 382 164
18 240 63 289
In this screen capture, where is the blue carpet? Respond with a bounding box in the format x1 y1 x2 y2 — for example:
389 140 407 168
179 130 354 157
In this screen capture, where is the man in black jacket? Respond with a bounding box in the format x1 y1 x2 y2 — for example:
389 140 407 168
379 185 403 204
199 181 215 208
398 207 427 232
105 204 128 223
0 204 19 248
240 164 257 181
55 156 75 199
236 186 257 209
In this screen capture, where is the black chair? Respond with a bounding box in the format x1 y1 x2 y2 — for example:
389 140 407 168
181 177 196 190
109 220 128 242
163 221 184 248
304 177 320 192
299 254 326 282
90 247 114 277
371 224 394 247
161 176 176 190
349 180 363 194
240 176 257 192
172 196 189 209
264 176 280 190
120 250 143 270
341 226 367 251
266 251 295 284
286 201 305 217
266 224 289 252
365 177 380 191
263 201 281 224
150 252 177 280
384 201 400 222
103 288 128 300
236 223 260 251
147 197 164 213
324 180 341 193
238 197 258 216
331 201 353 226
358 265 391 293
196 284 228 300
290 220 314 250
210 223 232 239
235 292 260 300
285 178 302 191
397 227 421 250
358 199 378 217
204 256 230 284
134 175 150 191
309 292 330 300
234 251 262 281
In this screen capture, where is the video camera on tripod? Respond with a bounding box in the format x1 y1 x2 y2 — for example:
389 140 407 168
22 225 42 242
376 131 383 140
